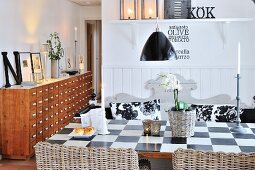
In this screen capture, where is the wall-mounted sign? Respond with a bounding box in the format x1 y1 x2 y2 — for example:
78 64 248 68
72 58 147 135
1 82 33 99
189 6 215 19
168 25 189 43
167 25 190 60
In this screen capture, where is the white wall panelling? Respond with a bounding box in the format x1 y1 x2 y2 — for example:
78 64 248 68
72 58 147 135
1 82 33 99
103 66 255 106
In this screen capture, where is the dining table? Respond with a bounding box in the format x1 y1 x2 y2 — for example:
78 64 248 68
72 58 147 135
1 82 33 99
47 119 255 159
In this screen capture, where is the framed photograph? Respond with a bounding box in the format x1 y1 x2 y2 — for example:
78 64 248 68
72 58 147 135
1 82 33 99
31 52 43 80
19 52 33 82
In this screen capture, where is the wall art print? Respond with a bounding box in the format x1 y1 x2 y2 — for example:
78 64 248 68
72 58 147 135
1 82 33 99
19 52 33 82
31 52 43 81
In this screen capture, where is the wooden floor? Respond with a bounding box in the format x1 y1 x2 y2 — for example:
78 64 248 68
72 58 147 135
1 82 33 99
0 157 36 170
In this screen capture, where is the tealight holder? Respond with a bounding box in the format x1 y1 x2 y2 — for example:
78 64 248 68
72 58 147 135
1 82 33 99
151 120 161 136
142 119 152 135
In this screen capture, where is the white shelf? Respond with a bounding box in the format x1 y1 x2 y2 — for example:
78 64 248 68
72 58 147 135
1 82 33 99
110 18 253 24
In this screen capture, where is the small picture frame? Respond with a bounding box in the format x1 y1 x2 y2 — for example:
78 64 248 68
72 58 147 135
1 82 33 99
31 52 43 81
19 52 33 82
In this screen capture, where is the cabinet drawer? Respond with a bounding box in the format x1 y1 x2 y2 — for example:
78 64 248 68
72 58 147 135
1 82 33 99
37 87 43 97
30 131 37 142
43 96 49 104
43 114 49 123
30 119 37 132
37 98 43 108
48 120 54 129
42 85 49 94
29 88 37 101
43 105 49 114
37 118 43 127
37 107 43 118
54 82 59 90
49 84 54 93
30 100 37 109
30 107 37 120
48 94 55 103
30 140 37 156
37 127 43 137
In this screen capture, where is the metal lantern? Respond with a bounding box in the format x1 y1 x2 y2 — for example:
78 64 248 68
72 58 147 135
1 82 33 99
120 0 137 20
141 0 158 19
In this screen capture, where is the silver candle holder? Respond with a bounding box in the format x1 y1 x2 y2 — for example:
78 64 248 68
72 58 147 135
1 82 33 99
230 74 246 134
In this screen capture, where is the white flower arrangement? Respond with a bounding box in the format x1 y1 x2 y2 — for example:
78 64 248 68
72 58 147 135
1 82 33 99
159 73 187 111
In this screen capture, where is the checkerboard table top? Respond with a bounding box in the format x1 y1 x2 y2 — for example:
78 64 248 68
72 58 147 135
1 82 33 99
48 120 255 154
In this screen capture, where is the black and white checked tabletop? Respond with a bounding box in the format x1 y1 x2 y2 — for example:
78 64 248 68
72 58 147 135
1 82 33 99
47 120 255 153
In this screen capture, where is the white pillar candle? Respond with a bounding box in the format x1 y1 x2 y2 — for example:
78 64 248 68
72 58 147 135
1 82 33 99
74 27 78 41
237 42 240 74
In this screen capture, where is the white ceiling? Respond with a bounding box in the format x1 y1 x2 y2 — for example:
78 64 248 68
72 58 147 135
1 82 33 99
69 0 101 6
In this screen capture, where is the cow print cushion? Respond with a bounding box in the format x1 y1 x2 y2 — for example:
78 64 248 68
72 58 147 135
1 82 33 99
110 99 161 120
191 104 243 122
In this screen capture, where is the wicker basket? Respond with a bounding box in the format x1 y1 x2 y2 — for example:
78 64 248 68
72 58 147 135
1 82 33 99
168 109 196 137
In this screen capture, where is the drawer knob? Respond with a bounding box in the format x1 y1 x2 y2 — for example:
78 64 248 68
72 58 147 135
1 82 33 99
32 92 36 95
32 134 36 138
32 113 36 117
32 102 37 106
32 124 36 127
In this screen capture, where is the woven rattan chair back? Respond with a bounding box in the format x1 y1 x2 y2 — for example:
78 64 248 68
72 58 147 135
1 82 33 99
34 142 139 170
173 148 255 170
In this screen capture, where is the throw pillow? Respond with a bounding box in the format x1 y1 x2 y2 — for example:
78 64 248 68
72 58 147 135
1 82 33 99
109 102 141 120
109 99 161 120
139 99 161 120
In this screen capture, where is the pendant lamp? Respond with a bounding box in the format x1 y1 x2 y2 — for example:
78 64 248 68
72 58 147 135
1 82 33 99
140 19 177 61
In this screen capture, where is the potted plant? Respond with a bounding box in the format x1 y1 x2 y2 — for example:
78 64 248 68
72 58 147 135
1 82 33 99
47 32 64 78
159 73 196 137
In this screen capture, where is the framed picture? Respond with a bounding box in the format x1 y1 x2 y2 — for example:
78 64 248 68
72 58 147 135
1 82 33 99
31 52 43 80
19 52 33 82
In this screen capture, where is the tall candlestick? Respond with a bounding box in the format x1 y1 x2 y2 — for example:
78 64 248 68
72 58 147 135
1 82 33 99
237 42 240 74
74 27 77 41
101 86 105 110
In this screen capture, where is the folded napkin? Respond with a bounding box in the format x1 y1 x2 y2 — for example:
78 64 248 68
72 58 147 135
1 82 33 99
81 113 91 127
81 108 104 131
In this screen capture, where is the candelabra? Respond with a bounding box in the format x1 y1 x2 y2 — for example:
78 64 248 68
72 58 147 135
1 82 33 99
230 74 246 134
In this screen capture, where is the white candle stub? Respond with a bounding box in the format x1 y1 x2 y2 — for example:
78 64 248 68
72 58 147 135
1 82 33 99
237 42 240 74
74 27 78 41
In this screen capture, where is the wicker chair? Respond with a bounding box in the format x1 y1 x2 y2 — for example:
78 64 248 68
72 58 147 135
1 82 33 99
173 148 255 170
34 142 139 170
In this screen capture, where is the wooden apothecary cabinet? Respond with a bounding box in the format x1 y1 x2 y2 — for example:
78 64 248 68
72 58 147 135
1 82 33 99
0 72 92 159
